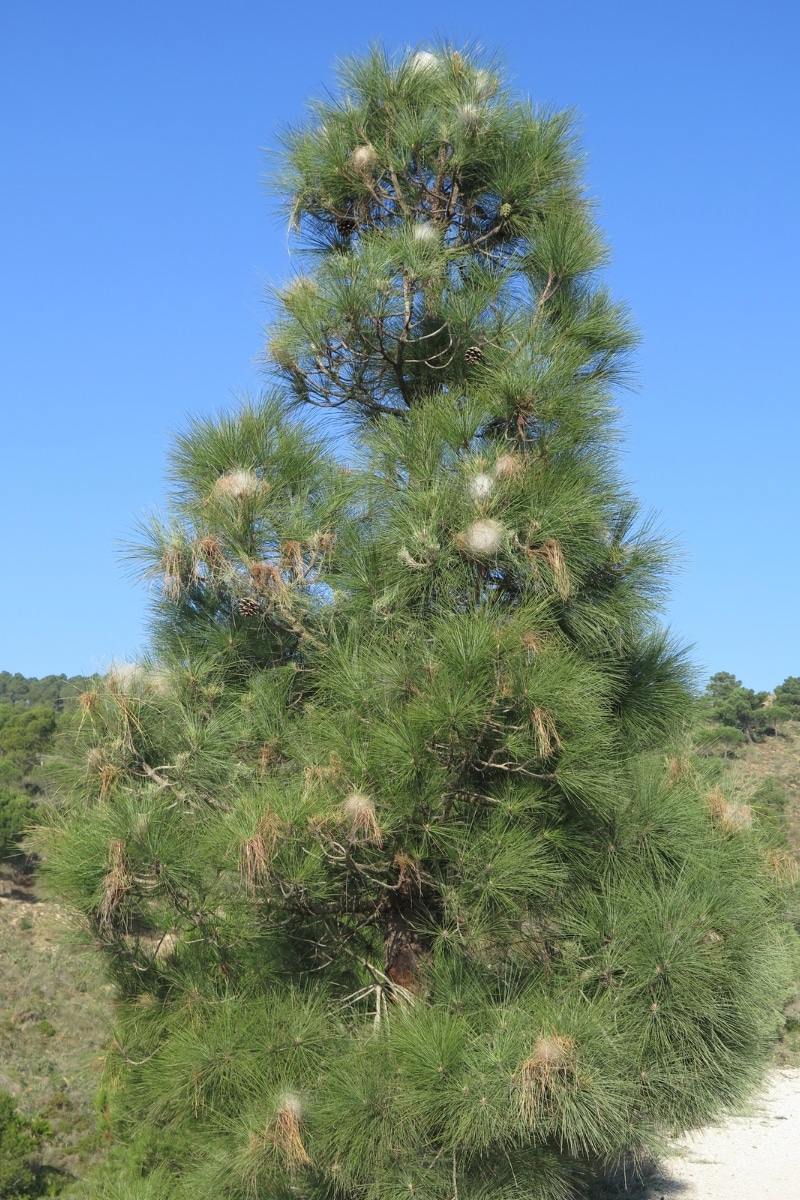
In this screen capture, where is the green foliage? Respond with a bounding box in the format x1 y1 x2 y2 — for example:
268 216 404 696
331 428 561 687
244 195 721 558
0 704 59 860
693 724 746 753
0 1091 51 1199
39 44 794 1200
748 777 790 839
0 675 98 858
268 43 636 423
0 706 57 769
774 676 800 714
0 788 36 858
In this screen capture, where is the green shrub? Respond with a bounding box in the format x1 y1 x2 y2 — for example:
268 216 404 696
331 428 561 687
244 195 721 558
0 1091 51 1199
0 788 35 859
693 724 747 753
751 775 789 817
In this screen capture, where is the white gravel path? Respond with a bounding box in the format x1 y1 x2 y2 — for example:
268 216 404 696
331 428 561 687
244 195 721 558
646 1069 800 1199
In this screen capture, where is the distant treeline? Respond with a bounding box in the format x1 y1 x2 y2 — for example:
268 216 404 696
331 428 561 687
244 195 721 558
0 672 98 858
0 671 99 710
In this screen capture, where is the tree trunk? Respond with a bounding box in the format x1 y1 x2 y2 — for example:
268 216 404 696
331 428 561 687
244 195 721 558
383 900 429 994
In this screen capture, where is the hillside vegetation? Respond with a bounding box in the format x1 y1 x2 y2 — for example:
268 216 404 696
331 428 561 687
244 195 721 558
0 674 97 857
0 673 109 1194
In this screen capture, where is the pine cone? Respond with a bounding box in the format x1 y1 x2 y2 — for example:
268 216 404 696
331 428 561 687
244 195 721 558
465 345 485 365
336 216 357 238
238 596 262 619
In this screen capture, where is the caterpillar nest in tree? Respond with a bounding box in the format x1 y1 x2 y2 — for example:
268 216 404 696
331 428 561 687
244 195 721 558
107 661 145 694
162 573 182 601
145 668 173 697
212 469 262 501
408 50 439 73
457 519 506 558
350 143 378 173
473 69 497 99
412 221 438 243
85 750 119 799
279 1092 303 1120
459 103 483 134
494 453 522 480
86 747 105 772
283 275 317 304
98 838 131 931
469 472 495 502
265 1094 310 1170
341 793 382 845
267 338 296 370
515 1035 577 1121
707 788 753 832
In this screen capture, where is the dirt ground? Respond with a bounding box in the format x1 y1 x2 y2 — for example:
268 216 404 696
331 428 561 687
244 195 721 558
645 1069 800 1199
729 725 800 852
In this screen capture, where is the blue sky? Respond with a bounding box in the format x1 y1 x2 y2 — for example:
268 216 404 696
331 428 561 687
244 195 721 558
1 1 797 690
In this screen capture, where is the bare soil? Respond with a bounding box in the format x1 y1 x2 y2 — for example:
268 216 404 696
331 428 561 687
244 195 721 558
645 1068 800 1199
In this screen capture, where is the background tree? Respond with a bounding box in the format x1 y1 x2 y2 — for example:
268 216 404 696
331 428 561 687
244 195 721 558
0 787 36 859
0 672 97 711
40 46 794 1200
0 702 57 859
701 672 793 741
774 676 800 716
0 678 98 861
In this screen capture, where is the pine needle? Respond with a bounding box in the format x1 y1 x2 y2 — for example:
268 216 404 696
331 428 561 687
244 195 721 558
530 707 562 759
514 1035 577 1124
98 838 132 930
706 787 752 832
527 538 571 598
239 809 284 886
250 561 286 593
269 1097 311 1169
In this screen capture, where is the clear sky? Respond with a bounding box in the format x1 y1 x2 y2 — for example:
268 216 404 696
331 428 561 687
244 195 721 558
1 1 797 690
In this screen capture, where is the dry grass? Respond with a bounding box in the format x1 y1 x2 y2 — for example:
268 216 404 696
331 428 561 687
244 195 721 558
0 857 113 1183
708 725 800 1066
726 726 800 851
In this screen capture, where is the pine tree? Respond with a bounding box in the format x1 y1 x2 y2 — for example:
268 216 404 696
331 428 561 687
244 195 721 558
40 46 794 1200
